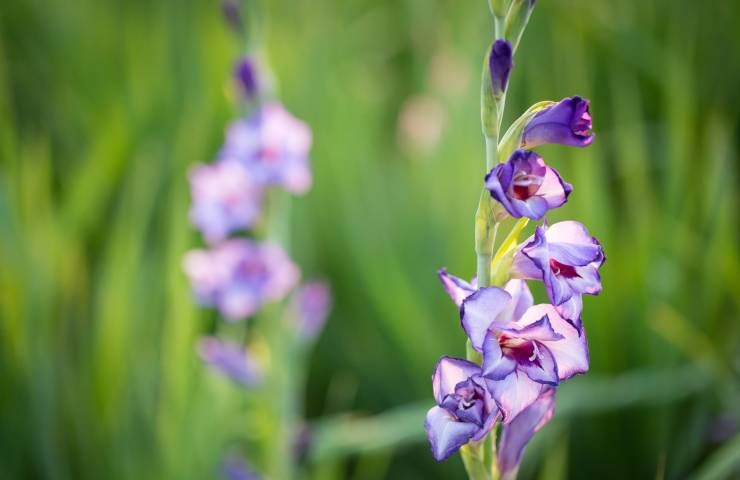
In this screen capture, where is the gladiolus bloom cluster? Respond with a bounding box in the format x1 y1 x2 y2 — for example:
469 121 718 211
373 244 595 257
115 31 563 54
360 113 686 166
425 15 603 476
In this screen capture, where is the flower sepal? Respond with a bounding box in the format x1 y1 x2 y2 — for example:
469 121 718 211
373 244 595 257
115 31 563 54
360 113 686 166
497 101 554 164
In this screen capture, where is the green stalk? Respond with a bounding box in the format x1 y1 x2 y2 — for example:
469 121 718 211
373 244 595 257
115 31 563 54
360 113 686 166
461 441 492 480
466 1 537 476
262 190 299 479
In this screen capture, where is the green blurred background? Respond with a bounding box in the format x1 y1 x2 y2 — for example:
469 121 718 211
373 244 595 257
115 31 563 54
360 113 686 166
1 0 739 478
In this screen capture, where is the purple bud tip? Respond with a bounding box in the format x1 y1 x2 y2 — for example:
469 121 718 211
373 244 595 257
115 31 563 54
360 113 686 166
489 40 513 96
221 0 244 34
235 56 258 100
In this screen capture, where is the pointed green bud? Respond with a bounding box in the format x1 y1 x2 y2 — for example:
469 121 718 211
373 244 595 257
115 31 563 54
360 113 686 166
504 0 536 51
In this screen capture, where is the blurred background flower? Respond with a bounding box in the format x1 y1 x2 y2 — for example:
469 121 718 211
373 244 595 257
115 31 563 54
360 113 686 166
0 0 739 479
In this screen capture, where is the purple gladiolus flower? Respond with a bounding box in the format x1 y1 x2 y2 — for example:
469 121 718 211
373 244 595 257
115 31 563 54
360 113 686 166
489 39 513 97
235 56 259 100
425 356 499 461
198 336 263 386
221 102 312 194
521 96 594 149
221 454 261 480
189 160 264 244
498 388 555 480
461 282 588 420
183 239 300 320
485 149 572 220
512 221 605 326
291 281 332 341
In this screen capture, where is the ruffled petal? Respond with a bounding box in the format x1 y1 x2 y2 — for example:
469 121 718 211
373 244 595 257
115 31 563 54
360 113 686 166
499 279 534 324
495 312 564 342
485 370 544 422
510 250 543 281
432 356 482 404
544 221 603 266
482 331 517 380
543 268 574 306
527 304 589 380
425 406 480 461
512 196 549 220
539 165 572 210
555 294 583 328
486 163 517 217
461 287 512 351
567 264 602 296
519 343 559 385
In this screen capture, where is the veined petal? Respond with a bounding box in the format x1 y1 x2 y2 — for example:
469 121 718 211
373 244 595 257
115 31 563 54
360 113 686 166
510 196 549 220
544 268 574 306
511 250 543 281
527 304 589 380
432 356 481 404
567 264 602 296
486 163 517 217
486 370 544 422
499 279 534 324
472 406 499 442
482 331 517 380
461 287 512 351
555 294 583 329
495 313 564 342
425 406 480 461
544 221 603 266
540 165 572 209
519 342 559 386
438 268 476 307
498 388 556 480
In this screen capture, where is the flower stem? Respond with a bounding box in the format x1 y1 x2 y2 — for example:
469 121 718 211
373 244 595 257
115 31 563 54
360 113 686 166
490 430 501 480
461 441 491 480
262 190 298 479
475 190 497 288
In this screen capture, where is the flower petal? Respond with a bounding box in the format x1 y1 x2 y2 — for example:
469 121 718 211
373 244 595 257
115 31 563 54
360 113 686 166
486 370 544 422
438 268 476 307
432 356 482 404
555 294 583 329
498 388 556 480
489 39 513 96
511 250 543 281
527 304 589 380
542 221 603 266
482 331 517 380
521 96 594 148
460 287 513 351
539 165 572 210
519 342 559 386
494 312 564 342
500 279 534 323
425 406 480 461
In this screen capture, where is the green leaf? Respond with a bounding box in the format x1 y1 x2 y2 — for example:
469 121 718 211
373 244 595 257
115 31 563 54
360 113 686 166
689 433 740 480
